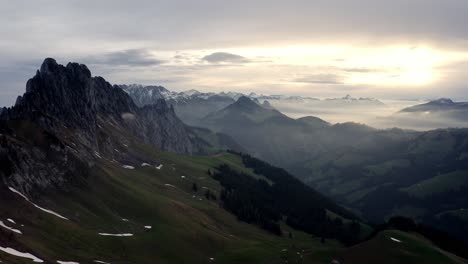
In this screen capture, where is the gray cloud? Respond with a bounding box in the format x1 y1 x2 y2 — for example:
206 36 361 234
340 67 379 73
290 74 344 84
202 52 250 63
85 49 164 67
1 0 468 106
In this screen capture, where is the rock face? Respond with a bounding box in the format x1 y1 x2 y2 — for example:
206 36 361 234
1 58 194 153
0 58 195 194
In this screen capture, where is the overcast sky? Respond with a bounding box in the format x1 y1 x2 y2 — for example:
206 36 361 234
1 0 468 107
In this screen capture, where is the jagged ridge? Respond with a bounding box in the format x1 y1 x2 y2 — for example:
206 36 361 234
0 58 196 194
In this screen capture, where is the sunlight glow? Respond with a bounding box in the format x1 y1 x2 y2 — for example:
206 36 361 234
209 45 462 87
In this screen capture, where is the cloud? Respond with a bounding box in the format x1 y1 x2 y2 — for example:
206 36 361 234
202 52 250 63
340 67 379 73
1 0 468 105
290 74 344 84
85 49 164 67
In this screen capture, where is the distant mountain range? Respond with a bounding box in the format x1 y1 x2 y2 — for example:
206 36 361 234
180 95 468 244
399 98 468 120
122 85 468 242
121 85 386 125
374 98 468 130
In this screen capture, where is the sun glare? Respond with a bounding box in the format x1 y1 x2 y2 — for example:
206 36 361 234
217 45 458 87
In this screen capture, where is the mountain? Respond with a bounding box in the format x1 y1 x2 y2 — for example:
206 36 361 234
194 96 468 244
118 84 176 104
199 96 378 166
121 85 235 125
203 96 287 126
1 59 195 155
121 85 387 126
399 98 468 121
326 94 386 106
399 98 468 113
0 59 390 263
384 98 468 130
0 59 239 195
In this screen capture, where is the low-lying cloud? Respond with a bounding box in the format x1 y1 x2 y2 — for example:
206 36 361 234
290 74 344 84
202 52 250 64
85 49 165 67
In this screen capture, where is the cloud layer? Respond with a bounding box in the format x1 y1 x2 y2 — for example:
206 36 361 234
202 52 250 64
1 0 468 107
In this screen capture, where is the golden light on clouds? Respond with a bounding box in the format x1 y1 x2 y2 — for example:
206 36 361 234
91 44 468 99
226 45 460 87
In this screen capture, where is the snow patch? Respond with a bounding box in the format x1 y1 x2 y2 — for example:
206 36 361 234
8 187 69 220
94 152 102 159
144 226 152 229
94 261 110 264
0 220 22 234
164 184 175 188
0 245 43 262
390 237 402 243
57 261 79 264
7 218 16 224
141 163 151 167
122 165 135 170
155 164 163 170
121 218 129 222
181 175 186 179
98 233 133 237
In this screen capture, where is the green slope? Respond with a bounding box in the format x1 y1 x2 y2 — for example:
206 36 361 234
402 170 468 198
0 144 343 264
338 230 468 264
0 119 466 263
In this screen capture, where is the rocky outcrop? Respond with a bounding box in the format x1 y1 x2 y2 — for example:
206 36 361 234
0 58 196 194
1 58 194 153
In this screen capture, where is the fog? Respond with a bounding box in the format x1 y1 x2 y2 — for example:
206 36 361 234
266 99 468 131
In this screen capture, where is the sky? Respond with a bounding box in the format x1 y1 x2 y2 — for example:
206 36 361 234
1 0 468 107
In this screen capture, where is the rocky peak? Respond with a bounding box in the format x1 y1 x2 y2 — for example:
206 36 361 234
430 98 454 105
236 96 257 106
1 58 194 154
39 58 59 73
262 100 274 109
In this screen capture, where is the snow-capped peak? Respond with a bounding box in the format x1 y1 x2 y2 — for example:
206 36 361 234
183 89 201 96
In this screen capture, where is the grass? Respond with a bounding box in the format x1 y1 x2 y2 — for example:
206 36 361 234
0 143 339 264
437 209 468 221
365 159 411 177
338 230 468 264
0 128 465 263
402 170 468 198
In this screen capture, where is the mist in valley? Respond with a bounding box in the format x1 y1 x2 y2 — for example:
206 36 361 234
265 98 468 131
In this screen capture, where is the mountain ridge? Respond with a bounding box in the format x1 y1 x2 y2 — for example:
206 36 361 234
0 58 220 195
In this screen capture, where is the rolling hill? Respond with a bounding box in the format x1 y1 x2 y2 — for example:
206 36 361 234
193 96 468 244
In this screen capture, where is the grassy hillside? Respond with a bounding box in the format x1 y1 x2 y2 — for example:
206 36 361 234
339 230 468 264
1 143 464 263
0 146 344 264
402 170 468 198
0 112 466 263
